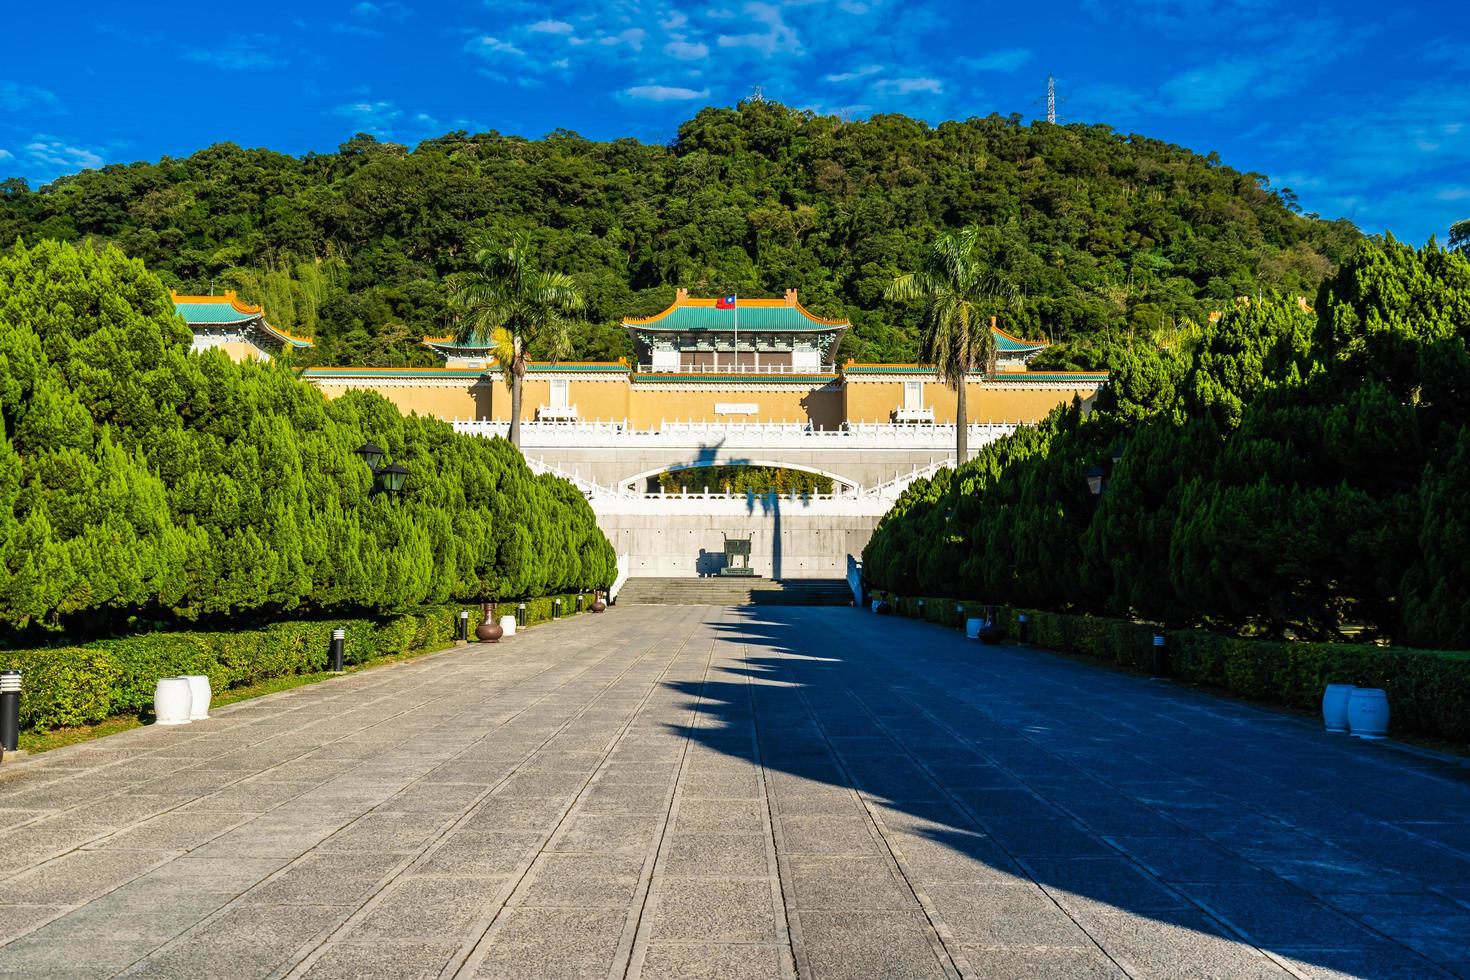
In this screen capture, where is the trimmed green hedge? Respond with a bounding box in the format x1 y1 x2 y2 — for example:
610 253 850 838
883 598 1470 743
502 591 599 628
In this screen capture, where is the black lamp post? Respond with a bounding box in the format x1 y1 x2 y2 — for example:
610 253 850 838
377 463 410 495
356 442 385 469
355 442 409 498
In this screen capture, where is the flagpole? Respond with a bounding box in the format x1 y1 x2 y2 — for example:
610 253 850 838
733 292 738 373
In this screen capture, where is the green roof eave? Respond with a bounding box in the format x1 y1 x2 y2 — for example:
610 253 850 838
175 303 258 325
303 368 489 379
624 306 848 332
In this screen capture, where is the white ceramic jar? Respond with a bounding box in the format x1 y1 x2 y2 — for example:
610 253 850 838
1321 684 1357 732
180 675 212 720
153 677 193 725
499 614 517 637
1347 688 1390 740
965 618 983 639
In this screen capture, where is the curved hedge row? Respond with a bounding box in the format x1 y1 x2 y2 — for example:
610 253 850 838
0 240 615 639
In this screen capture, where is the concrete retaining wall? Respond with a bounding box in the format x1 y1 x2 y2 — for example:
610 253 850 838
591 496 889 579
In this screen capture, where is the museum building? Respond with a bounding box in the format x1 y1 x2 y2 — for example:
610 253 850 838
171 289 1108 428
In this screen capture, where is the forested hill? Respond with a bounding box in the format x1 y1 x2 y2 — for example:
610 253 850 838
0 101 1359 368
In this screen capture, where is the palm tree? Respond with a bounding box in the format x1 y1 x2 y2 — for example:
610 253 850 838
886 226 1020 464
446 234 584 448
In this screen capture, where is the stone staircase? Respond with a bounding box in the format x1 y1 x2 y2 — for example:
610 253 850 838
615 577 854 606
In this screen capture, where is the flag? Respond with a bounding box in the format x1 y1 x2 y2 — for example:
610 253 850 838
716 294 737 309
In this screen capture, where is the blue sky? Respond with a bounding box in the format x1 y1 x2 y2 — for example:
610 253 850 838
0 1 1465 243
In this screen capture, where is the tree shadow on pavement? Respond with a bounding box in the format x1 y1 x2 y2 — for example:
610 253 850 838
660 606 1470 979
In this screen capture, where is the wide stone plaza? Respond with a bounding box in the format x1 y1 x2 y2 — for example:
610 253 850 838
1 604 1467 979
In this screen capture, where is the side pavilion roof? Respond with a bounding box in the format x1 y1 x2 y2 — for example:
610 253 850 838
170 291 313 348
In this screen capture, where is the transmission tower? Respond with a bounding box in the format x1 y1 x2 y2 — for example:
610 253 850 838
1046 75 1056 124
751 84 765 103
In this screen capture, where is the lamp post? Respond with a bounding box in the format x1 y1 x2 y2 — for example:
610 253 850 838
355 442 409 497
0 670 21 755
355 442 385 469
377 463 409 495
1085 465 1107 497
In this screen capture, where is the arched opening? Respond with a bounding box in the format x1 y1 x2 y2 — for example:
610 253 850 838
651 464 833 495
620 458 858 495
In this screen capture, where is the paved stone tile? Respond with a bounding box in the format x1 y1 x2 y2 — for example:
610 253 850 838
674 798 765 833
0 904 66 944
794 910 949 980
648 876 778 941
4 605 1469 979
0 936 158 979
317 811 447 852
302 940 460 979
552 813 661 855
786 856 916 910
471 907 626 979
1075 908 1295 978
956 947 1127 979
0 849 166 905
778 814 881 855
1024 856 1192 916
355 876 508 939
414 830 543 877
926 882 1094 946
662 832 769 876
1108 834 1280 883
518 854 643 907
638 942 791 979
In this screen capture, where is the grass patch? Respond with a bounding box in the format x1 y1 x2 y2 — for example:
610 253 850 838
17 714 144 754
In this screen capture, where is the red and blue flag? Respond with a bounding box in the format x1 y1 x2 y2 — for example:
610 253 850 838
716 294 737 309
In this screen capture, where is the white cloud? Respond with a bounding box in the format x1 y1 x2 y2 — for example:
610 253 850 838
24 138 103 170
665 37 709 60
875 77 942 95
717 2 801 56
599 28 647 50
825 64 882 83
182 36 279 71
469 35 525 58
0 148 13 160
622 84 710 102
529 19 574 34
0 81 61 112
334 100 401 136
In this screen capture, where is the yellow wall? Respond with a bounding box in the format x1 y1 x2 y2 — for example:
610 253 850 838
472 378 631 421
971 385 1099 423
314 382 489 420
310 374 1100 426
844 379 1101 424
210 340 270 362
626 384 845 427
